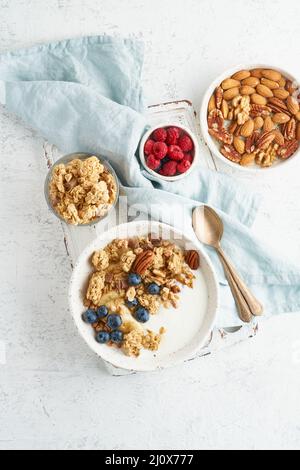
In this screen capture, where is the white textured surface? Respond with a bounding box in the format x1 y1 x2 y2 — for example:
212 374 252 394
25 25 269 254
0 0 300 451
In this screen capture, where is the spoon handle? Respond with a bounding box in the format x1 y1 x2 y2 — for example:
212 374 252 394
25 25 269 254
217 254 253 323
217 246 263 317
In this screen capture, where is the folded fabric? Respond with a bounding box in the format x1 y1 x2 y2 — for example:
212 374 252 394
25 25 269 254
1 35 299 327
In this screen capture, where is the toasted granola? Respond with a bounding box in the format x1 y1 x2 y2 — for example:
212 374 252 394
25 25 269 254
82 235 198 357
48 156 117 225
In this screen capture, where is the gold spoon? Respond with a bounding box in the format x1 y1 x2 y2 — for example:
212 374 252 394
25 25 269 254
192 205 263 323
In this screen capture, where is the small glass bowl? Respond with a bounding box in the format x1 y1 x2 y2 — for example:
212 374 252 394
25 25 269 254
44 152 120 226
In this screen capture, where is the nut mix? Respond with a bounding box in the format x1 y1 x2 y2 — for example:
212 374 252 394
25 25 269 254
82 235 200 357
207 69 300 167
48 156 117 225
144 126 195 176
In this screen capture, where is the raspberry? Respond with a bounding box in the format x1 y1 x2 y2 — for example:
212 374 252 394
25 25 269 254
144 139 155 156
166 127 181 145
152 141 168 160
159 160 177 177
152 127 167 142
146 154 161 171
177 160 191 174
168 145 184 161
178 134 194 152
183 153 193 163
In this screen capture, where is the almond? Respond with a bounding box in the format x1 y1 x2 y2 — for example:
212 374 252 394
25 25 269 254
251 93 267 106
240 153 256 166
287 96 300 115
256 84 274 98
240 85 255 95
240 119 254 138
273 88 290 100
297 122 300 141
296 111 300 121
208 94 216 112
261 69 282 82
223 87 240 100
221 78 240 90
272 112 290 124
242 76 260 87
221 99 229 119
233 136 245 154
251 68 263 78
286 80 297 95
254 116 264 129
273 129 285 146
231 70 250 81
278 77 286 88
185 250 200 270
263 116 275 132
261 78 280 90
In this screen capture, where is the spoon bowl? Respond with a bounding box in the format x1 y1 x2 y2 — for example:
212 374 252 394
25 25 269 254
192 206 223 248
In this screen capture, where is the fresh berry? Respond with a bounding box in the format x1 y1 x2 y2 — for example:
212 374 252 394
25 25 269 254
95 331 110 344
152 127 167 142
147 283 160 295
110 330 124 343
168 145 184 161
152 142 168 160
177 159 192 174
144 139 155 155
128 273 142 286
166 127 181 145
178 134 194 152
146 154 161 171
107 314 122 330
159 160 177 177
126 298 139 308
82 309 98 324
97 305 108 318
135 307 150 323
183 153 193 164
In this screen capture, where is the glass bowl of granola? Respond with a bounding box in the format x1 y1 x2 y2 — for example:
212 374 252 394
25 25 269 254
200 64 300 172
45 152 119 226
69 220 219 372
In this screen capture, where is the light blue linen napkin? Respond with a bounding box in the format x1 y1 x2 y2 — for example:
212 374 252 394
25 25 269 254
1 35 299 327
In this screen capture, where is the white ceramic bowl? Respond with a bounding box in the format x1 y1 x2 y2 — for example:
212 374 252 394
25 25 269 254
200 64 300 173
69 220 219 372
139 123 199 181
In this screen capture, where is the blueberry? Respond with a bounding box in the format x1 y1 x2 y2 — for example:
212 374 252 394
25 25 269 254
126 298 139 308
97 305 108 318
135 307 150 323
107 314 122 330
128 273 142 286
110 330 123 343
95 331 110 344
147 283 160 295
82 309 98 324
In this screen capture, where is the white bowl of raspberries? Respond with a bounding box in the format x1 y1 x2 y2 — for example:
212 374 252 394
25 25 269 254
139 123 199 181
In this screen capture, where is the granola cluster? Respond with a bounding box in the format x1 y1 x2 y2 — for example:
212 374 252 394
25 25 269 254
48 156 117 225
84 235 196 357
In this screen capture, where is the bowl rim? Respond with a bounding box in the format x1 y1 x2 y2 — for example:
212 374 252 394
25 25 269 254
199 63 300 173
68 220 220 371
139 122 199 182
44 152 120 226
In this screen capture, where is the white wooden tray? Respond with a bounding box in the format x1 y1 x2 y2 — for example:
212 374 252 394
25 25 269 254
44 100 258 375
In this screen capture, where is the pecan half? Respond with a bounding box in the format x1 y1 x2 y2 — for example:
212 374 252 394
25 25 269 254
277 139 299 159
208 128 233 145
131 250 154 275
256 131 275 150
283 118 296 141
207 109 224 130
215 86 223 109
268 97 288 111
221 145 241 163
245 130 260 153
185 250 200 270
250 104 271 117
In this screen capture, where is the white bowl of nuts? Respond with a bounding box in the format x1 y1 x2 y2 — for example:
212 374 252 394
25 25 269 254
200 65 300 171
